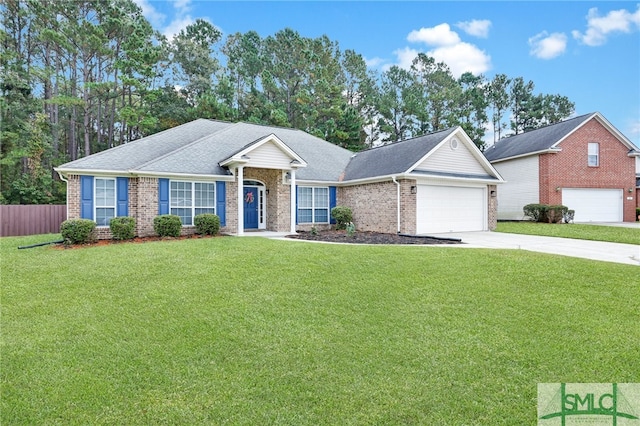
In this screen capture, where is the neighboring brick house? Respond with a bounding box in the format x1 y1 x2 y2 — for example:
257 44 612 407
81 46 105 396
636 156 640 214
55 120 503 239
484 112 639 222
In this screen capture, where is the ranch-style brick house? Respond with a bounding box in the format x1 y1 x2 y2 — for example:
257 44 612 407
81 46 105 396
483 112 639 222
55 119 504 239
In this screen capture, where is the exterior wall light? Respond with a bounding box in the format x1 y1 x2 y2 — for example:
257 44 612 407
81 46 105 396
555 186 561 192
410 186 417 194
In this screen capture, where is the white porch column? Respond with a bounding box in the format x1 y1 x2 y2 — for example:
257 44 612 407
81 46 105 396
237 166 244 236
289 169 297 233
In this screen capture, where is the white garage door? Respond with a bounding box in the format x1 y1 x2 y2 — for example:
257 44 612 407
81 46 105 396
416 185 485 233
562 188 623 222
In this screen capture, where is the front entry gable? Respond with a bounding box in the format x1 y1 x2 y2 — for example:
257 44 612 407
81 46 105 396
220 134 308 171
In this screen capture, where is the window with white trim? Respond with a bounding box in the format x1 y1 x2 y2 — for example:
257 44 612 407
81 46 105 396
170 181 215 225
298 186 329 223
95 178 116 226
588 142 599 167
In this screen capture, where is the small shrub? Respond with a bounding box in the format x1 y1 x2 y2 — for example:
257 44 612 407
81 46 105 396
563 209 575 224
547 205 568 223
523 204 547 222
346 222 356 237
310 226 318 236
60 218 96 244
524 203 568 223
194 213 220 235
153 214 182 237
637 207 640 222
109 216 136 240
331 206 353 230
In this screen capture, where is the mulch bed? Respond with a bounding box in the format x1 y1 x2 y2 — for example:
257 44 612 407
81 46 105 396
51 233 218 249
45 231 462 249
287 230 463 245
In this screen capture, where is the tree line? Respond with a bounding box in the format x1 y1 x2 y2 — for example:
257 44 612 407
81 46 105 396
1 0 575 204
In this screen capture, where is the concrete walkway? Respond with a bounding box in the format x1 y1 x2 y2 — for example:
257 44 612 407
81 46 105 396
429 231 640 266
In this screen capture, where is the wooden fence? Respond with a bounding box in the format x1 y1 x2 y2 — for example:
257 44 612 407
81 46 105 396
0 205 67 237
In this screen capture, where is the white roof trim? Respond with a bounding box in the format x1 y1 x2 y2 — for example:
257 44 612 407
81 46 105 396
551 112 638 152
54 167 235 182
335 171 503 187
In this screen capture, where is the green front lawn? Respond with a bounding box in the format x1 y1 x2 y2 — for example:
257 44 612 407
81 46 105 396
496 221 640 245
2 235 638 425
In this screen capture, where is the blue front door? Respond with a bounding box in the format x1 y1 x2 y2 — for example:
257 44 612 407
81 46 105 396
244 187 259 229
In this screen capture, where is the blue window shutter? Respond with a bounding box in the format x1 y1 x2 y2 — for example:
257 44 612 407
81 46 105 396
80 175 94 220
216 181 226 226
117 177 128 217
329 186 337 224
295 185 298 225
158 178 169 215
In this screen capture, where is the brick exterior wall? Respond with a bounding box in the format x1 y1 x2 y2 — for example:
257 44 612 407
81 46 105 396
399 180 417 234
539 118 636 222
66 171 500 238
339 180 417 234
133 177 157 237
67 175 80 219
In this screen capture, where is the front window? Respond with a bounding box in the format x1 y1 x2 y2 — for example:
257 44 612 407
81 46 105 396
171 181 215 225
298 186 329 223
588 142 599 167
95 178 116 226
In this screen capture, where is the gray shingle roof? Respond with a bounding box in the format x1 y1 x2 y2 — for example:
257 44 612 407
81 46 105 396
57 119 499 183
483 113 594 162
137 122 354 181
57 119 354 181
58 119 232 172
342 128 457 180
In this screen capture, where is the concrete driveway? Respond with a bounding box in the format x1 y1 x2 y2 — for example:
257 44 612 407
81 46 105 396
429 231 640 266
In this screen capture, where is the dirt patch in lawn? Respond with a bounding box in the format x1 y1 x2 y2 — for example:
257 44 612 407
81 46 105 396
287 230 463 245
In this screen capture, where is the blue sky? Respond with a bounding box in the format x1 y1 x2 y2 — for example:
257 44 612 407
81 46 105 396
135 1 640 146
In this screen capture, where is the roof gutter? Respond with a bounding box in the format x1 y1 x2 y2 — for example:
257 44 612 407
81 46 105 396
392 176 401 234
53 168 236 182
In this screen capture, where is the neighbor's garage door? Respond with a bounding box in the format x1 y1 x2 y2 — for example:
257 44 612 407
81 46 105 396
416 185 485 233
561 188 623 222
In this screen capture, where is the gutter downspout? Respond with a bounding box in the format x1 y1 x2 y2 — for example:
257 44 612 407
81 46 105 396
392 176 400 234
56 170 69 220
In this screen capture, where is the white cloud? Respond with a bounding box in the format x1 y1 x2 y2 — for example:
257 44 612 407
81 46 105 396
572 6 640 46
426 43 491 77
163 15 196 40
529 31 567 59
393 47 421 70
132 0 165 27
407 23 460 46
364 56 385 68
456 19 491 38
397 23 491 77
173 0 192 13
